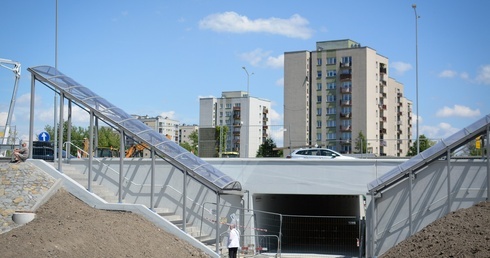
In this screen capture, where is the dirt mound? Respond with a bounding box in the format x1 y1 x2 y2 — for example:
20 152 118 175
381 201 490 258
0 188 210 258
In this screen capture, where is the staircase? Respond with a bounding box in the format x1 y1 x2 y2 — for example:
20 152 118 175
58 163 218 251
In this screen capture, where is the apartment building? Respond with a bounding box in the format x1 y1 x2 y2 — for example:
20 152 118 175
284 39 412 157
199 91 271 158
179 124 198 145
133 115 179 143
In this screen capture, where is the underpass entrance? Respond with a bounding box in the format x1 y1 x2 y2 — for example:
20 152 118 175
253 194 366 257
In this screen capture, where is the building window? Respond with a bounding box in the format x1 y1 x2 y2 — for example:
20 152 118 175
327 82 336 89
327 120 336 127
317 133 322 141
317 83 322 90
226 103 232 109
317 96 322 103
317 120 322 128
317 70 322 78
317 58 322 66
327 70 337 77
326 108 336 114
327 95 336 102
327 133 336 140
341 56 352 64
327 57 336 65
317 108 322 116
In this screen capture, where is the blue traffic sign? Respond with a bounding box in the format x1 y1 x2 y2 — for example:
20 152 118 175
39 131 50 142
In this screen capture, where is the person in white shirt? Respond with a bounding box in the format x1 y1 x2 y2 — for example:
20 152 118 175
227 223 240 258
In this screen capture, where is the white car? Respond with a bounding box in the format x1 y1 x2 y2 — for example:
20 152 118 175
287 148 357 160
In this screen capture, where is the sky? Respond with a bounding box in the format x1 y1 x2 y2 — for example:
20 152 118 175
1 0 489 147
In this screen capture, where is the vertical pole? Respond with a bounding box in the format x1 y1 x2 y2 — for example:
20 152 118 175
57 93 64 172
66 100 72 163
29 74 35 158
446 149 452 213
88 111 94 191
183 170 187 233
150 147 155 211
215 194 220 254
412 4 420 155
54 0 58 161
408 170 413 235
119 130 124 203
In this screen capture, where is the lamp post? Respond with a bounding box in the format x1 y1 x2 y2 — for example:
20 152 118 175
242 66 254 97
412 4 420 155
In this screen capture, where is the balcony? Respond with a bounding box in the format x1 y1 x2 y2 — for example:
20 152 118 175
340 112 351 118
378 104 387 110
381 116 387 122
380 128 387 134
340 125 352 131
379 80 387 86
340 73 352 81
341 100 352 106
340 62 351 68
380 67 387 74
263 108 269 114
233 106 241 111
380 92 387 98
341 87 352 93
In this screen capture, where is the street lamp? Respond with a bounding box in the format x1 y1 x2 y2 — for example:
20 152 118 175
412 4 420 154
242 66 254 97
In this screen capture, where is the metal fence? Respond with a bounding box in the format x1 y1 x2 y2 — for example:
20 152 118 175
209 204 366 257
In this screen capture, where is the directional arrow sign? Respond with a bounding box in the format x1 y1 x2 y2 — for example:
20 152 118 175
39 131 50 142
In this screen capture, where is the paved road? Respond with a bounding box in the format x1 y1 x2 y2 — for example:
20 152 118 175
0 161 56 233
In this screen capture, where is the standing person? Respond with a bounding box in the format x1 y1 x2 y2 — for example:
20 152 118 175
12 142 29 163
227 223 240 258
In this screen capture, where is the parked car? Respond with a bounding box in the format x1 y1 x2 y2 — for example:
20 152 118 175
32 141 75 161
287 148 357 160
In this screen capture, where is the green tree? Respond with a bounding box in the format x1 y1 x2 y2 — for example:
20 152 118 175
256 138 282 157
45 122 89 156
215 126 229 157
97 126 120 150
406 134 435 156
354 131 367 154
179 130 199 155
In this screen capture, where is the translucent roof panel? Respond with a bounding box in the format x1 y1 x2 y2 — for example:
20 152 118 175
28 65 241 192
368 114 490 192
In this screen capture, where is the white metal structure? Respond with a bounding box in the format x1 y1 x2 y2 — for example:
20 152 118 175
0 58 21 145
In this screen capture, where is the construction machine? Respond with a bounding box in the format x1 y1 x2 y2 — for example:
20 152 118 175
0 58 21 145
125 143 148 158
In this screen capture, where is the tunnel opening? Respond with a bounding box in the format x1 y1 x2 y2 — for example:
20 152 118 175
252 194 365 257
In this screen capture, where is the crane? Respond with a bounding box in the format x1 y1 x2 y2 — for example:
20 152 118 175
0 58 21 145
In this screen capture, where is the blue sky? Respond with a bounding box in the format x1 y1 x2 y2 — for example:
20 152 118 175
1 0 489 147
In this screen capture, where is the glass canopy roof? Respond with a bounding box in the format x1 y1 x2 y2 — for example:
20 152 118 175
28 65 241 192
368 114 490 193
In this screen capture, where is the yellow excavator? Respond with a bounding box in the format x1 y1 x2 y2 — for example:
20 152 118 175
125 143 148 158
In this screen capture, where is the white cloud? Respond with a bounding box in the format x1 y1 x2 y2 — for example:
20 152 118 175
436 105 480 118
266 54 284 69
475 64 490 85
159 111 176 119
0 112 7 126
275 77 284 87
421 122 459 140
438 70 457 78
239 49 283 69
460 72 469 80
391 61 412 75
199 12 313 39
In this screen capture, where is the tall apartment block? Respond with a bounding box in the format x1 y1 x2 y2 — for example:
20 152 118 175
179 124 198 145
284 39 412 157
199 91 271 158
133 115 180 143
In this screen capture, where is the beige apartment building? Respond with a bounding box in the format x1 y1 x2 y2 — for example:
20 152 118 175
284 39 412 157
199 91 271 158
